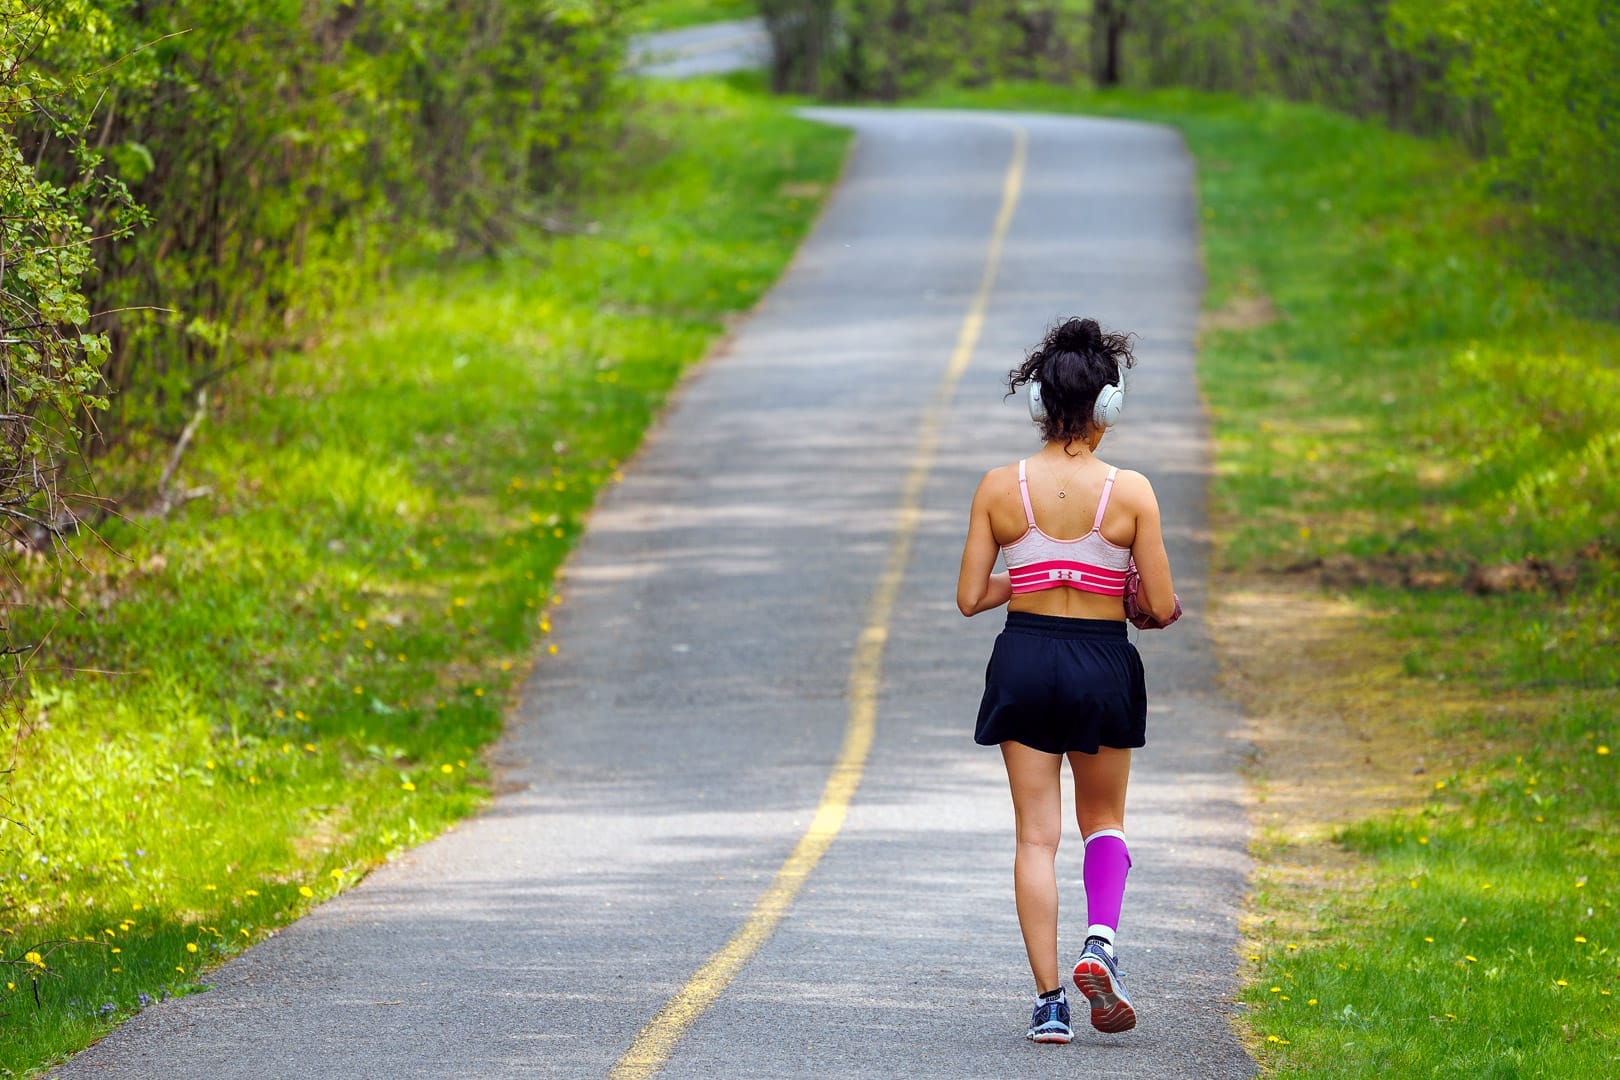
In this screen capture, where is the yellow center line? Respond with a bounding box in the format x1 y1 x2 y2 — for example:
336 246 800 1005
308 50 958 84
609 121 1029 1080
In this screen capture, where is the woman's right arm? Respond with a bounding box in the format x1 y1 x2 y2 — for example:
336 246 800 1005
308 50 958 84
957 472 1012 617
1127 475 1178 624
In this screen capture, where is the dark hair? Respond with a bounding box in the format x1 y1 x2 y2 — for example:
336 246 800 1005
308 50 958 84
1007 316 1136 446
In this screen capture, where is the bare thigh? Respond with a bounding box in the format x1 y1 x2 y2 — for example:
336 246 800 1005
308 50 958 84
1067 746 1131 836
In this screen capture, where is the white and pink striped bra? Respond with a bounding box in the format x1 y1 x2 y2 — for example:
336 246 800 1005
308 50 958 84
1003 459 1132 597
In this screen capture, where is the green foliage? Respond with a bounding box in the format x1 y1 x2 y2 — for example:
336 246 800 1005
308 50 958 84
0 78 849 1072
1391 0 1620 245
0 2 144 555
29 0 634 441
763 0 1085 98
637 0 758 30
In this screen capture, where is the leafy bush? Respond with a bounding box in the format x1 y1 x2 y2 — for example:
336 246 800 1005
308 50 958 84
762 0 1085 98
29 0 633 443
0 2 143 556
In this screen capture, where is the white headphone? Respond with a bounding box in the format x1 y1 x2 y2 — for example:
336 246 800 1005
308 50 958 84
1028 368 1124 428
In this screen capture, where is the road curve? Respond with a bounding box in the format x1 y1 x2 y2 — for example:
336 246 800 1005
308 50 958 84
56 109 1254 1079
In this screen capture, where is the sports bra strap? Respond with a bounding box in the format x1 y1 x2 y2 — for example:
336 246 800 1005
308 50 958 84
1017 459 1036 527
1092 466 1119 532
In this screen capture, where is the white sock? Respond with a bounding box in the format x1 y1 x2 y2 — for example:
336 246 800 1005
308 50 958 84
1086 924 1117 953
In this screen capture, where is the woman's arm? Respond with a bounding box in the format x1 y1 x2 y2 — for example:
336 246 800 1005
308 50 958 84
957 474 1011 617
1126 475 1178 623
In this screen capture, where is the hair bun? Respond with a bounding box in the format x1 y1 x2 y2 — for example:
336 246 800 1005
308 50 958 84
1052 317 1102 353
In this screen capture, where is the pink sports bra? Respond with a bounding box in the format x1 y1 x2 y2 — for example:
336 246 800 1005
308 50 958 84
1002 459 1132 597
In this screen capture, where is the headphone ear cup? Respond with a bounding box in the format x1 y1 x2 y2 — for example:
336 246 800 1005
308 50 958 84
1028 381 1047 423
1093 381 1124 428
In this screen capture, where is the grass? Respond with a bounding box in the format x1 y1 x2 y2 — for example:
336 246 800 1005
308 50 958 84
914 83 1620 1075
0 78 848 1076
634 0 756 32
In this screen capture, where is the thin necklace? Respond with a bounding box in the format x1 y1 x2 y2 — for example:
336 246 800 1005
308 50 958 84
1050 453 1090 499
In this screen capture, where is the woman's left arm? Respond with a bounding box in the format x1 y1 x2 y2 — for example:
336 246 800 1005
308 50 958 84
957 474 1011 617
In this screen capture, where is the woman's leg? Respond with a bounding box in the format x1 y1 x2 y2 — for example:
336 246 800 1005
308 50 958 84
1069 747 1133 944
1000 740 1065 994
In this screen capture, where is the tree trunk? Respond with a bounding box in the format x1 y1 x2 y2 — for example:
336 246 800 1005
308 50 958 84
1092 0 1127 87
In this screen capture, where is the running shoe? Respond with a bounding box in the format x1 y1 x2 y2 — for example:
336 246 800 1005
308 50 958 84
1026 995 1073 1043
1073 937 1137 1033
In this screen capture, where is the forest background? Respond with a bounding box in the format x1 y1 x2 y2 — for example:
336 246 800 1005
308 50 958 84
0 0 1614 1075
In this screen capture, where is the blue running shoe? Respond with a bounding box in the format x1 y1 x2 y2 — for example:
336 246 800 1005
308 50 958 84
1026 995 1073 1043
1073 937 1137 1033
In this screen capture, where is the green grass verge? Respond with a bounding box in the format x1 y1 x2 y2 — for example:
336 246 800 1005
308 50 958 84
0 79 847 1075
634 0 756 32
916 83 1619 1076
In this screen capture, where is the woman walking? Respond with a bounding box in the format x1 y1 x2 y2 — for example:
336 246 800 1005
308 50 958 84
955 316 1180 1043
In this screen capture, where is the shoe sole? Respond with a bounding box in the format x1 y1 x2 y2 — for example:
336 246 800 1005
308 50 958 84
1027 1028 1072 1044
1073 959 1137 1033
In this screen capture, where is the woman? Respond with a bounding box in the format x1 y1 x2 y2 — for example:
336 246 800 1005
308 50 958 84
955 316 1180 1044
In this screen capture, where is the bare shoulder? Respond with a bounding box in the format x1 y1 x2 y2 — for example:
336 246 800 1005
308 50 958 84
1106 466 1160 508
975 460 1021 495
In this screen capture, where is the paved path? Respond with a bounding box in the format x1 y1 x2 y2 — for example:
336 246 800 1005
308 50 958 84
56 101 1253 1080
627 18 769 78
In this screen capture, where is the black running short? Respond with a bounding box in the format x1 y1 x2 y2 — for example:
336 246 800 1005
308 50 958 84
974 612 1147 755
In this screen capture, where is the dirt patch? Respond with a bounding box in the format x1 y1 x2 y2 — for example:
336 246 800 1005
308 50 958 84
1200 291 1279 334
1212 575 1548 954
778 181 827 199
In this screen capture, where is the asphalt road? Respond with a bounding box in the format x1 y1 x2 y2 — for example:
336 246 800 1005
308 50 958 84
55 52 1255 1080
627 19 769 78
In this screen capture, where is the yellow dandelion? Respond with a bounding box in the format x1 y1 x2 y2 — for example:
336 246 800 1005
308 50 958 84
500 660 512 672
440 764 454 774
295 710 307 721
6 981 14 990
474 688 485 698
1435 781 1447 790
549 644 559 655
1598 745 1610 756
241 929 252 937
132 903 143 911
354 618 367 631
1286 944 1298 951
1266 1035 1279 1043
304 743 317 753
112 947 122 954
453 597 466 608
298 886 314 898
1482 883 1493 890
1307 999 1318 1006
1576 936 1587 943
1556 979 1568 987
1270 986 1281 993
1465 955 1478 962
457 760 466 768
1280 995 1290 1001
1425 936 1434 943
1418 836 1429 845
274 708 286 719
245 889 260 897
24 952 45 968
205 760 215 770
104 928 115 937
402 781 416 792
112 967 122 973
204 884 217 891
353 686 364 695
186 943 198 954
329 869 343 880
